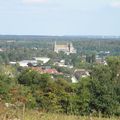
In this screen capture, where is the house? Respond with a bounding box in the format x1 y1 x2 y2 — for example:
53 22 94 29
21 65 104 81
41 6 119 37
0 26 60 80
54 59 73 68
31 67 63 75
71 69 90 83
44 68 61 75
31 67 44 74
96 57 107 65
96 57 103 64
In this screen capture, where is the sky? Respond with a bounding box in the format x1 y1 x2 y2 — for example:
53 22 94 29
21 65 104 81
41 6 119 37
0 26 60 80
0 0 120 36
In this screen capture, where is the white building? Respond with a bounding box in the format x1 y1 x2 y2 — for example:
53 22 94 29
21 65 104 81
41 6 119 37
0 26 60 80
9 62 17 65
0 48 4 52
18 60 37 67
33 57 50 64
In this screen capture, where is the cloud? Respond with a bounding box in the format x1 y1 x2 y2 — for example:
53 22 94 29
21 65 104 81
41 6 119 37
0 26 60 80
110 1 120 8
23 0 48 4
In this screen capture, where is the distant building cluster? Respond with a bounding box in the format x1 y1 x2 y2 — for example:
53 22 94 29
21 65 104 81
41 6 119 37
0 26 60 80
9 57 50 67
54 42 76 55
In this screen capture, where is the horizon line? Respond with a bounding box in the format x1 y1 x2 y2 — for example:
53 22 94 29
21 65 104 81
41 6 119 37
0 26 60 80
0 34 120 37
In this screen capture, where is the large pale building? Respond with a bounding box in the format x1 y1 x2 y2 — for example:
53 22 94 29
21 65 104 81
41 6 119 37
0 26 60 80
54 42 76 55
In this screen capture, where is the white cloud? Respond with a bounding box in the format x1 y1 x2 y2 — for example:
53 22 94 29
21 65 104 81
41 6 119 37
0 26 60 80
110 1 120 8
23 0 48 4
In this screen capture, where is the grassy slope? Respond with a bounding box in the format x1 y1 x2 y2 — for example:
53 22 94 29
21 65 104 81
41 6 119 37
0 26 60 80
0 111 119 120
0 104 119 120
24 111 119 120
25 113 119 120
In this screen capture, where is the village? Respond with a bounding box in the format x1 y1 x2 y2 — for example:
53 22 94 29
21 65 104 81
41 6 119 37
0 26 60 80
7 41 108 83
0 0 120 118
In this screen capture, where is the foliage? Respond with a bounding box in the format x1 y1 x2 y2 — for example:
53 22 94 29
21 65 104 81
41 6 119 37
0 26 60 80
0 56 120 117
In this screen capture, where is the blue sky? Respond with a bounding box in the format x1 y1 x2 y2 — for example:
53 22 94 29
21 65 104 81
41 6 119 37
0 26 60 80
0 0 120 36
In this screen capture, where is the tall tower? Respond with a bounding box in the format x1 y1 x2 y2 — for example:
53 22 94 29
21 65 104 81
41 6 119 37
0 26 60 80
69 42 73 52
54 41 58 53
69 42 76 53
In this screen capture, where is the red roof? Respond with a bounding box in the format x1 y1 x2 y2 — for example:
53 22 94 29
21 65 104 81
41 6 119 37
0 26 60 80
44 69 58 74
31 67 63 75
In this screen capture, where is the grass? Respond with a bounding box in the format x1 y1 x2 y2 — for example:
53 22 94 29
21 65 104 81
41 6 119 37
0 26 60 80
24 111 119 120
1 110 119 120
0 103 119 120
